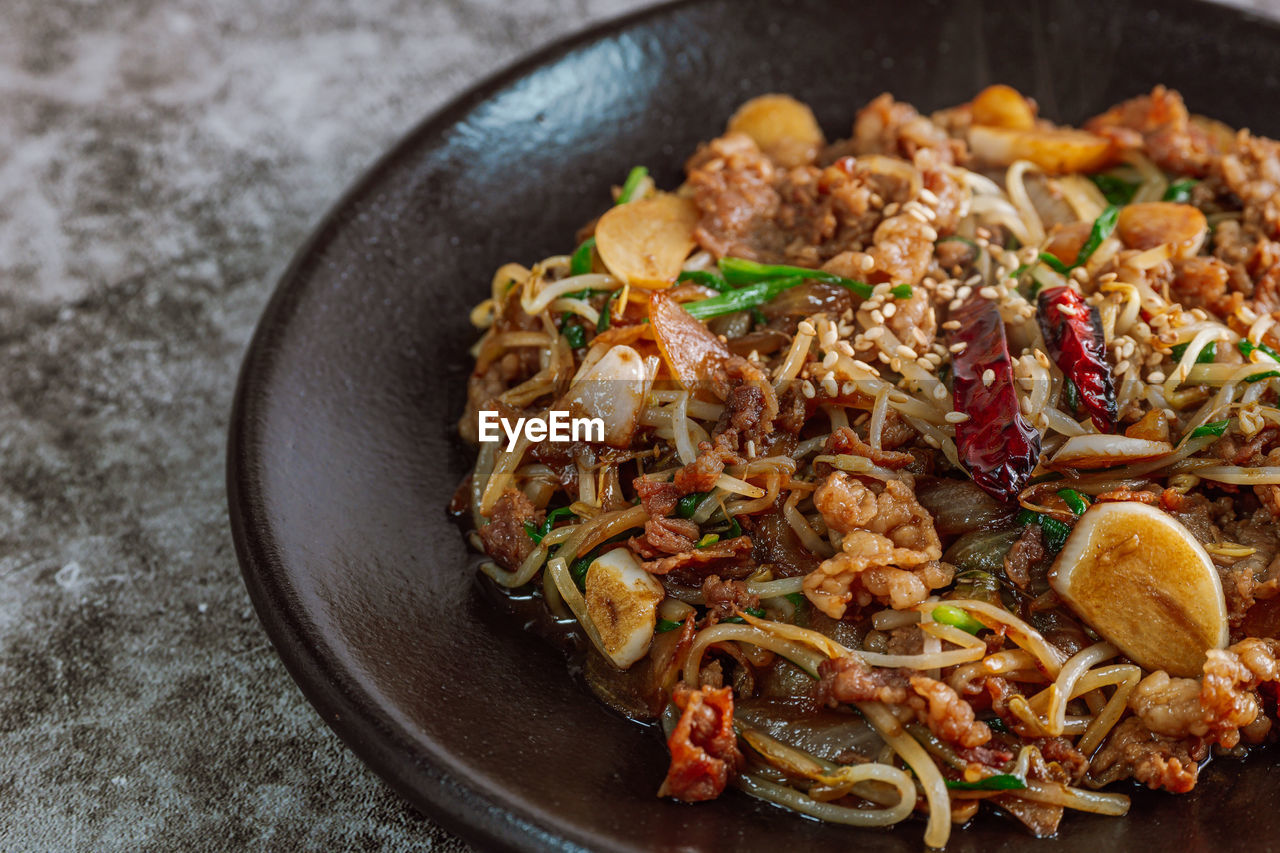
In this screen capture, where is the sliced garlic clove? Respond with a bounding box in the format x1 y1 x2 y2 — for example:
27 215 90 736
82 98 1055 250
594 193 699 289
1050 501 1227 677
970 84 1036 130
1047 434 1173 470
1116 202 1207 259
727 94 825 168
585 547 665 669
560 344 655 447
968 125 1114 174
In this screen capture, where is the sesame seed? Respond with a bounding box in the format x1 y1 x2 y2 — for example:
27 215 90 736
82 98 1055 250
942 320 961 331
949 342 967 353
842 381 856 395
1115 359 1131 375
922 226 939 242
853 360 881 376
918 188 939 205
944 411 970 423
896 344 917 360
822 351 839 369
923 435 941 448
1034 350 1051 368
801 380 816 398
878 351 892 364
906 207 929 223
965 274 982 286
837 341 856 357
822 328 839 347
855 339 874 351
865 327 885 340
882 302 897 318
821 374 839 396
746 440 756 458
798 321 817 336
1147 371 1166 383
912 328 930 346
1056 303 1077 317
948 299 964 312
958 285 973 300
982 368 995 386
871 309 885 324
884 202 900 217
933 384 948 400
979 286 999 300
860 255 876 272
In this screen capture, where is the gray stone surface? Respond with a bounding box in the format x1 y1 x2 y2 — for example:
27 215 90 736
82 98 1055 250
0 0 647 849
6 0 1280 850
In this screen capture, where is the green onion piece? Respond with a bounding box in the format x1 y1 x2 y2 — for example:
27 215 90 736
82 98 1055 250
683 277 804 320
1238 339 1280 362
1016 508 1038 526
616 166 648 204
1057 488 1089 516
1245 370 1280 384
1163 178 1198 203
1190 419 1230 439
522 520 543 543
570 237 596 276
724 516 743 539
718 257 874 298
1040 517 1072 553
656 618 682 633
785 592 806 610
1171 340 1216 363
721 607 767 625
931 604 985 635
524 507 578 543
570 553 594 589
676 269 730 291
676 491 711 519
1010 263 1029 280
562 317 586 349
890 283 913 299
1038 252 1071 274
597 291 618 332
1089 173 1140 206
749 306 768 325
746 607 766 618
695 533 720 549
986 716 1009 733
946 774 1027 791
1074 205 1120 268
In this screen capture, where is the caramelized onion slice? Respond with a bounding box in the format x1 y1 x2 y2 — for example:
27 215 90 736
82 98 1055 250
649 290 735 389
1047 434 1173 471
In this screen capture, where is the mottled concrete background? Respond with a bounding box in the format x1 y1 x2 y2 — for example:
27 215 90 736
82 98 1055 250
0 0 645 849
3 0 1279 850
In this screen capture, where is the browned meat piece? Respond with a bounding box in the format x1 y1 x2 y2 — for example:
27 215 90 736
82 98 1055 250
992 795 1063 839
1171 256 1234 316
806 472 950 616
818 655 912 704
642 535 754 576
1002 523 1044 590
719 382 769 444
823 426 915 469
1085 86 1229 177
635 476 682 520
935 236 976 274
448 474 472 517
1089 717 1206 793
908 674 992 748
701 575 760 623
1217 131 1280 241
685 133 785 261
749 501 821 579
1036 737 1089 785
853 93 964 165
1213 428 1280 522
658 683 743 802
478 489 544 572
629 517 700 558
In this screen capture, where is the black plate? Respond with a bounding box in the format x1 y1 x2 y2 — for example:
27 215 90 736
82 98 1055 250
227 0 1280 849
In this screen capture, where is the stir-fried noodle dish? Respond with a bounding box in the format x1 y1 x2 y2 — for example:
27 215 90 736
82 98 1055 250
451 85 1280 846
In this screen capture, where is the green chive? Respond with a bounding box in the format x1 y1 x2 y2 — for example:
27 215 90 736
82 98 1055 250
683 277 804 320
1238 339 1280 362
616 166 648 204
570 553 594 589
986 716 1009 733
676 269 730 291
1063 376 1080 411
656 618 682 633
522 520 543 543
1040 517 1072 553
1171 340 1216 363
1057 488 1089 516
1163 178 1198 203
1088 173 1139 206
597 291 618 331
562 317 586 349
676 491 710 519
1038 252 1071 274
931 604 985 635
946 774 1026 791
1190 419 1230 439
718 257 874 298
695 533 720 549
1074 205 1120 268
1245 370 1280 384
724 516 743 539
524 507 578 543
785 592 806 610
570 237 596 276
890 283 913 299
749 306 768 325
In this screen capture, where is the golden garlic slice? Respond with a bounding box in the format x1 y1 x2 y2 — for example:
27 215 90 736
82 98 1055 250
1050 502 1227 676
970 84 1036 130
594 193 699 289
1116 202 1207 259
585 547 664 669
727 94 825 168
968 125 1113 174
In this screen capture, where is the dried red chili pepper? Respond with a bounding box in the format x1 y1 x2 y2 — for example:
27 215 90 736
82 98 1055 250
1037 286 1117 433
948 295 1042 503
657 683 743 802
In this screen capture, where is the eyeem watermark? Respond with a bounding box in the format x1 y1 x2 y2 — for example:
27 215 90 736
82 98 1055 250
478 410 604 451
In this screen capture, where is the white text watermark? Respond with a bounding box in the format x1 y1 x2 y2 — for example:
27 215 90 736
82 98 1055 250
477 410 604 451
